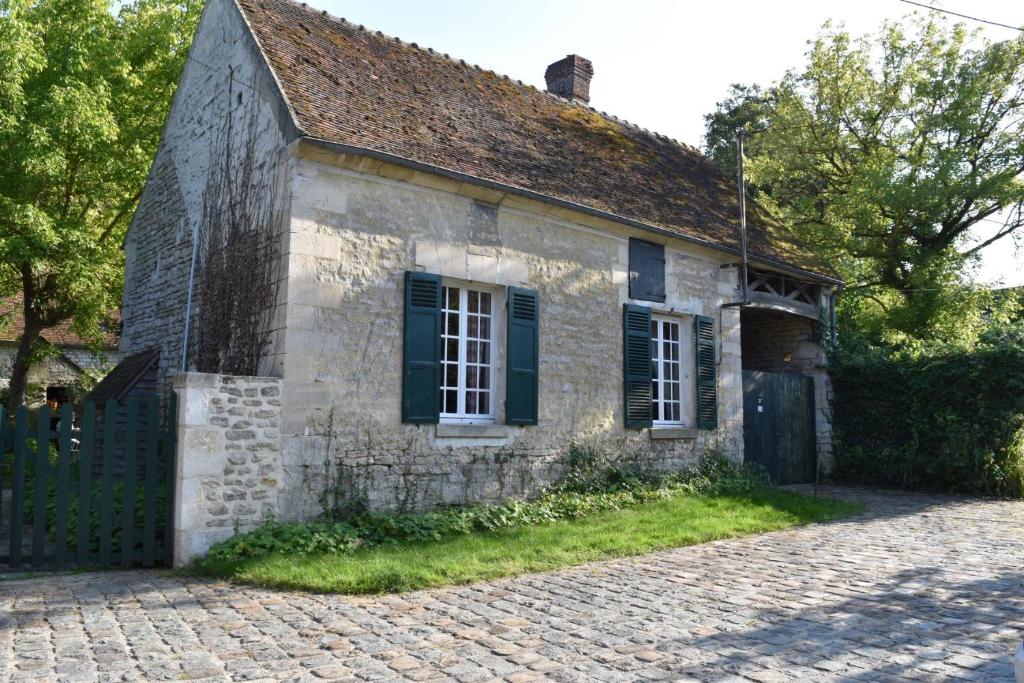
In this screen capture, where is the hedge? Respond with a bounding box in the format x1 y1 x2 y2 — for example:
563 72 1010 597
831 339 1024 497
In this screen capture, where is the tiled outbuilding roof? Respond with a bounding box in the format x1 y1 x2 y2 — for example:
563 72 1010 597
0 294 119 348
235 0 838 282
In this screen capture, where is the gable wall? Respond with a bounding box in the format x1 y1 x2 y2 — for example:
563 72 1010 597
119 0 293 382
274 147 746 519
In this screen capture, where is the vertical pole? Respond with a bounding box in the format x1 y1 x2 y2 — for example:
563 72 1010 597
121 398 139 568
77 402 95 566
181 222 200 372
99 400 116 566
32 405 50 567
10 407 28 567
737 130 749 305
54 404 73 569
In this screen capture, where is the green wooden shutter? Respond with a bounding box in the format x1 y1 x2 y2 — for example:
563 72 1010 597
694 314 718 429
402 271 442 423
506 287 539 425
623 304 653 428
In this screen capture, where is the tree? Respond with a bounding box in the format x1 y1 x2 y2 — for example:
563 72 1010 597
0 0 200 410
704 16 1024 346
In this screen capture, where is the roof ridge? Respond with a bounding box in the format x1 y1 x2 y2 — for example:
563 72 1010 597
284 0 701 154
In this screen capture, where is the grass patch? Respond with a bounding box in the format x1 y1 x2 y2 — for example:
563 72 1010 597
191 489 861 594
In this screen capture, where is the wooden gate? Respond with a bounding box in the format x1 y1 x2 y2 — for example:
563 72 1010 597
742 371 816 484
0 394 176 571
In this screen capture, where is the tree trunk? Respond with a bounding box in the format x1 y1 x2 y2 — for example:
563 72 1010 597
5 307 43 413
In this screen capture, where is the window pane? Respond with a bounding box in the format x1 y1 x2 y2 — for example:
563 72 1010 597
467 340 478 363
479 393 489 414
468 316 478 337
444 389 457 413
479 367 490 390
479 341 490 364
445 363 458 387
446 313 458 335
446 287 459 308
468 290 479 313
479 317 491 340
479 292 491 314
466 391 478 414
467 366 478 389
446 338 458 361
670 323 679 341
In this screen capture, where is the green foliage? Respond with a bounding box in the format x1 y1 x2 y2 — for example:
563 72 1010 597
831 328 1024 497
0 0 200 408
704 14 1024 345
25 477 168 553
200 451 771 564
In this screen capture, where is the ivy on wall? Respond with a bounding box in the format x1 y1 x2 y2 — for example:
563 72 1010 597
831 334 1024 498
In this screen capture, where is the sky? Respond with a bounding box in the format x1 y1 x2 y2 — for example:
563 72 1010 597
310 0 1023 286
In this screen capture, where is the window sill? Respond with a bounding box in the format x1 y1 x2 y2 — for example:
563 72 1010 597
435 423 510 439
650 427 699 440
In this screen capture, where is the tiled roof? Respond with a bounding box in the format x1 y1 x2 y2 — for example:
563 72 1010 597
0 294 119 348
235 0 837 282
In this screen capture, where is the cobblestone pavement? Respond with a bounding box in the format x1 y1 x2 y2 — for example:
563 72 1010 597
0 487 1021 682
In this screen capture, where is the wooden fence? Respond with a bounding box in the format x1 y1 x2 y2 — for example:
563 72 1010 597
0 394 176 571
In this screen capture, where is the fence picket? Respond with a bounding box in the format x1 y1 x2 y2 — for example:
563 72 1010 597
142 395 159 567
164 392 178 565
99 399 117 566
121 398 139 568
0 407 6 550
32 406 51 567
9 407 28 567
54 404 73 569
77 402 96 566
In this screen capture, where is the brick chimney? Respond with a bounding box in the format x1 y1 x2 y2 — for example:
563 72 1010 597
544 55 594 103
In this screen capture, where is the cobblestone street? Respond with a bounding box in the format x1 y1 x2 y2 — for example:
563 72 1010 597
0 487 1021 682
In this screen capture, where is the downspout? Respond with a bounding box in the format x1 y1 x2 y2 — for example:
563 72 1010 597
181 223 200 372
722 129 749 309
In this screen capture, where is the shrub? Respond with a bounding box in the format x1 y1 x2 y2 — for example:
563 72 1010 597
831 332 1024 497
200 450 770 564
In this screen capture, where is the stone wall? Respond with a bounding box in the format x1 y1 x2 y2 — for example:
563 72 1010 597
273 145 747 520
119 0 293 383
172 372 282 566
740 308 833 471
0 344 116 407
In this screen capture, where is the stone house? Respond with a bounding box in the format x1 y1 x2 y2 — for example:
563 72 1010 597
120 0 841 522
0 294 118 408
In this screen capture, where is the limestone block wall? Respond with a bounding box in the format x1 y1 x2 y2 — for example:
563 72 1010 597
172 372 282 566
119 0 294 383
273 147 747 520
740 308 834 472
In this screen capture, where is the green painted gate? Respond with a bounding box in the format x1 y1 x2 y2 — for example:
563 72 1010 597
0 394 176 571
742 371 816 484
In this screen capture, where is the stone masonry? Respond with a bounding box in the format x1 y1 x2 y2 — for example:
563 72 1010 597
173 372 282 565
119 0 293 385
274 145 746 519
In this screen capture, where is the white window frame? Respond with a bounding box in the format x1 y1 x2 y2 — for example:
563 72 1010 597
651 315 684 427
440 283 497 424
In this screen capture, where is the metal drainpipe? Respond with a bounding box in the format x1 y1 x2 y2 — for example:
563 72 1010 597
722 129 750 309
181 222 200 372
